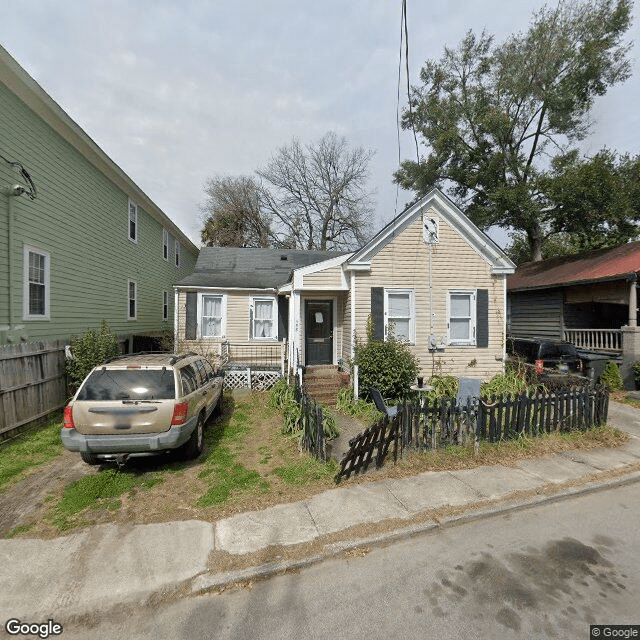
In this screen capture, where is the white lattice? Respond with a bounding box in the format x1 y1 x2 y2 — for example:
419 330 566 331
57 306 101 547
223 369 282 390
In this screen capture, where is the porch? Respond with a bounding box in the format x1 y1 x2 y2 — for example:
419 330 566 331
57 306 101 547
563 328 623 354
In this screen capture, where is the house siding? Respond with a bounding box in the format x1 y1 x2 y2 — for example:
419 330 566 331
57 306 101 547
353 210 506 380
0 78 197 344
302 265 344 289
508 289 564 340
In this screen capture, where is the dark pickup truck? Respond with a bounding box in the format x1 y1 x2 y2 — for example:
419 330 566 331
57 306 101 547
507 337 583 373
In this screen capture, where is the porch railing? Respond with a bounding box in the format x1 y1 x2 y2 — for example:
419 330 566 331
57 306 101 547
563 328 622 353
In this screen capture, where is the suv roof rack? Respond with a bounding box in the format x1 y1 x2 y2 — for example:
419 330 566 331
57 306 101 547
169 352 198 365
102 351 173 364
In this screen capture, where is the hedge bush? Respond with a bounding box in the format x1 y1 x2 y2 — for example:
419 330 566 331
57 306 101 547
352 331 419 401
66 321 120 390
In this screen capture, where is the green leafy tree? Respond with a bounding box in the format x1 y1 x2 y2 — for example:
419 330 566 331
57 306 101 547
395 0 633 261
66 321 120 390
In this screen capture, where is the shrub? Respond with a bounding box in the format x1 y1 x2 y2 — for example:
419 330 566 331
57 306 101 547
66 321 120 390
352 333 419 401
632 361 640 389
600 361 623 391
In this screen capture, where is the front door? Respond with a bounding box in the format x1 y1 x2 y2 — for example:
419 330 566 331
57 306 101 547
305 300 333 365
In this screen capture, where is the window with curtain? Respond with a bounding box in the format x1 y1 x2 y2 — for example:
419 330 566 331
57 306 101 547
252 297 275 339
384 289 414 342
201 295 223 338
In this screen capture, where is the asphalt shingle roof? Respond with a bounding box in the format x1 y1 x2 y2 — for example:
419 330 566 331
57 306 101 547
176 247 346 289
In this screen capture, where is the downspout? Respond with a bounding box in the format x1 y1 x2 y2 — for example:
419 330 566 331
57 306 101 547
3 187 16 328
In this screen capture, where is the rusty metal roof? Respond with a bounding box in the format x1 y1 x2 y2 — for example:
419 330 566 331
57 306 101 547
507 242 640 291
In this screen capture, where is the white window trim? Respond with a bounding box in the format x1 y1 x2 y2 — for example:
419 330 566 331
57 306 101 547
162 291 169 321
127 279 137 320
162 229 169 261
447 289 477 346
175 239 180 268
23 244 50 321
198 293 227 339
250 296 277 341
384 288 415 344
128 199 138 244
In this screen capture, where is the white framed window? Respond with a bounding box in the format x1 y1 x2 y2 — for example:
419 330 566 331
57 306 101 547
128 199 138 243
163 291 169 321
175 239 180 267
23 245 50 320
384 288 415 343
162 229 169 261
128 280 137 320
250 296 276 340
200 294 226 338
447 290 477 345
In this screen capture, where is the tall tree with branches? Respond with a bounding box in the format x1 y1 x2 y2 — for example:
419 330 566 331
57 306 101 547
200 175 271 247
395 0 633 261
258 132 375 251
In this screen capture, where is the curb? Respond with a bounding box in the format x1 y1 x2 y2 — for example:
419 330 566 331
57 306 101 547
191 467 640 596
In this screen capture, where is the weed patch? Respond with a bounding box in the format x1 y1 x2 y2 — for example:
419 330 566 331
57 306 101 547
274 458 338 485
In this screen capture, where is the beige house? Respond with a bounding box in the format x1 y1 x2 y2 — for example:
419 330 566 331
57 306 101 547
175 189 515 390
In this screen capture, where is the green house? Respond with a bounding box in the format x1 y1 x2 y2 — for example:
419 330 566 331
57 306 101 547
0 45 198 348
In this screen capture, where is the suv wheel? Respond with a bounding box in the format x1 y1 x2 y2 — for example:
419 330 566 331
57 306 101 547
80 451 101 465
181 413 205 460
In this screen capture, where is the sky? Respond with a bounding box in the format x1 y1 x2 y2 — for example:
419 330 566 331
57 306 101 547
0 0 638 250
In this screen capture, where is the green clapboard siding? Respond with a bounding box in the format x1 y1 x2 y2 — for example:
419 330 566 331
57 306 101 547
0 79 198 344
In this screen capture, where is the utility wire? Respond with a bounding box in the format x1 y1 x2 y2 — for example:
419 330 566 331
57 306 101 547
0 149 37 199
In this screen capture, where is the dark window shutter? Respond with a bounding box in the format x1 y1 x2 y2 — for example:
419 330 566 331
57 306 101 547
371 287 384 341
185 292 197 340
278 296 289 341
476 289 489 348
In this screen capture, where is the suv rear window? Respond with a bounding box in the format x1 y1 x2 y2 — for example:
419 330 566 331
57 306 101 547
77 369 176 401
539 342 578 358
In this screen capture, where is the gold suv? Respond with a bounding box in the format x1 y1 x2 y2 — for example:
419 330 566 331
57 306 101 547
61 352 224 465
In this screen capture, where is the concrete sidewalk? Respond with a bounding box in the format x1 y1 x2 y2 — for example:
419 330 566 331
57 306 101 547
2 401 640 622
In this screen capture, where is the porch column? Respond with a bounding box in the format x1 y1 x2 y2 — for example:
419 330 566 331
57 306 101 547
629 277 638 327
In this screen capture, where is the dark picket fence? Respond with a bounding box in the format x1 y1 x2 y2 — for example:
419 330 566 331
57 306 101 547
335 386 609 482
294 376 327 462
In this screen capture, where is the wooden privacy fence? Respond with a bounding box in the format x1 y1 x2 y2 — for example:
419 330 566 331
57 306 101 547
336 386 609 482
0 340 67 437
295 377 327 462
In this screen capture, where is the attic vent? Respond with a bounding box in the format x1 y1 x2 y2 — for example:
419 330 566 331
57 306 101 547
280 255 288 260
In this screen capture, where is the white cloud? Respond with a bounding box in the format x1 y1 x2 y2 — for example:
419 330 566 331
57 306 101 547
1 0 637 248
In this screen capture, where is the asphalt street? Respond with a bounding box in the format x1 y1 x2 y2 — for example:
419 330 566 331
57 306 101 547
55 481 640 640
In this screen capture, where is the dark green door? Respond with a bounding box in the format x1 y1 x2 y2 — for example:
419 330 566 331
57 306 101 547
305 300 333 365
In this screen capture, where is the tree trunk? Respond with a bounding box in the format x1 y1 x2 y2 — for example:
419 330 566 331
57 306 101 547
528 222 544 262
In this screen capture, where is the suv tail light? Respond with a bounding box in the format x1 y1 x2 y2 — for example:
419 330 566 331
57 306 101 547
171 402 189 425
63 406 75 429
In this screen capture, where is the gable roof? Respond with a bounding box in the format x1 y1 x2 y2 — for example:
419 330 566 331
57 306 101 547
507 242 640 292
346 188 515 275
0 45 197 254
176 247 346 290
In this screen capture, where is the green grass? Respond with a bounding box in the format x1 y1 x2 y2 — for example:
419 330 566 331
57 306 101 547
0 414 63 491
196 398 271 507
5 523 34 538
273 458 338 485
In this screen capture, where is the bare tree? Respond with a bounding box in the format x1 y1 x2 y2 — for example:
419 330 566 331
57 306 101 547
257 132 375 251
200 175 271 247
